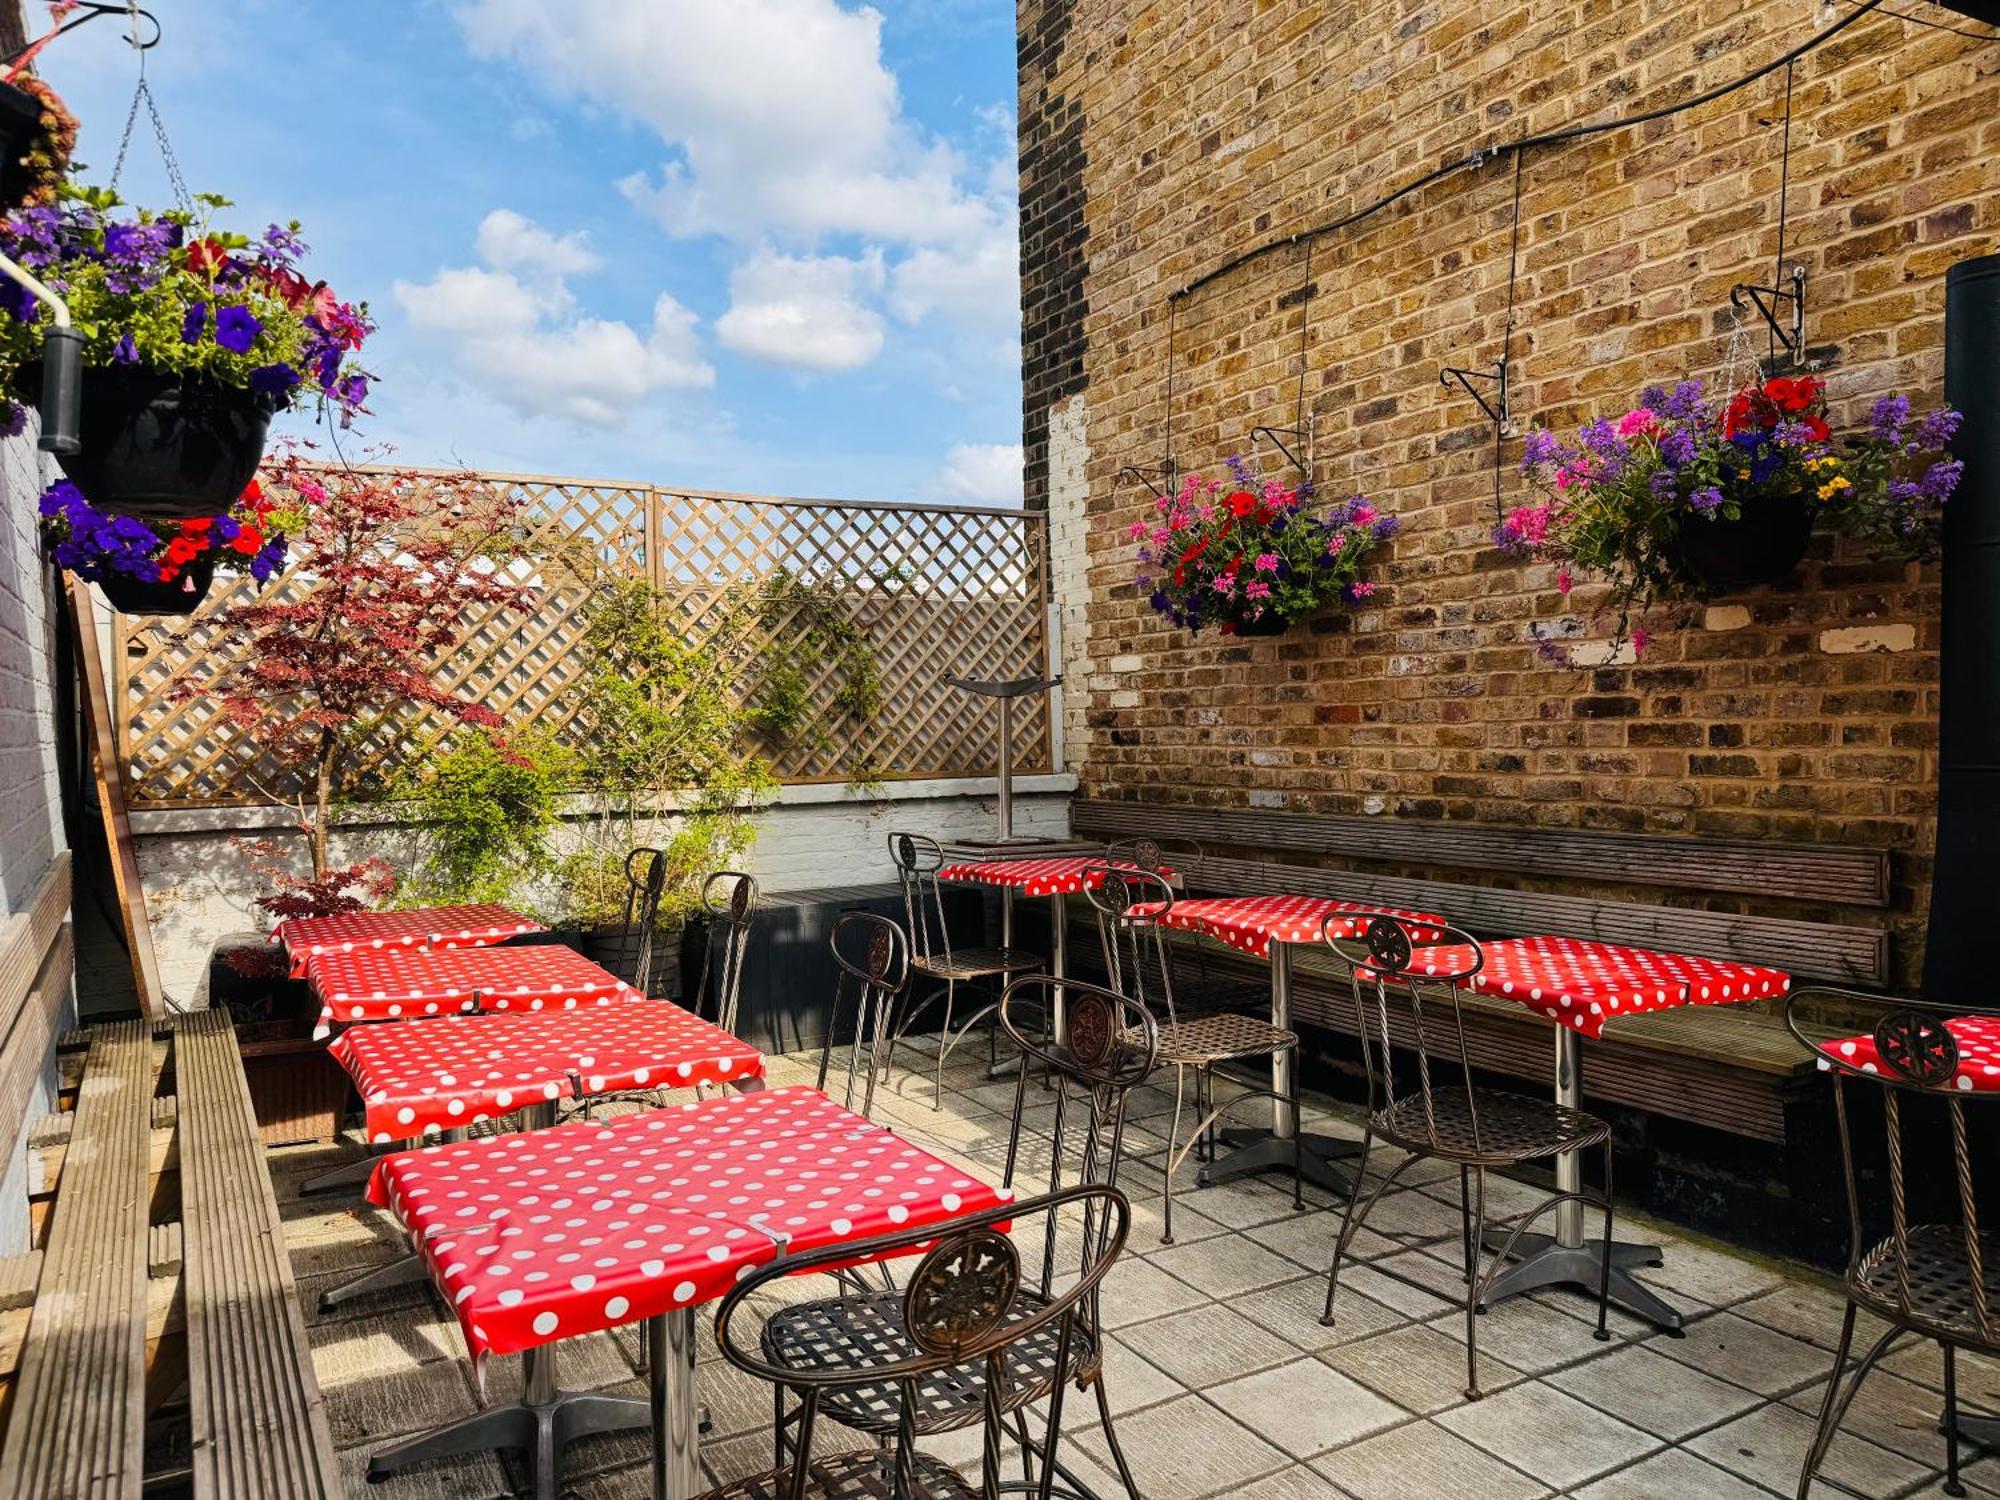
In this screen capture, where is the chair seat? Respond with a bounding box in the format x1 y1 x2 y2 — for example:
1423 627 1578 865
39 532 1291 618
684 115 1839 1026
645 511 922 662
704 1449 975 1500
1853 1225 2000 1348
1374 1086 1609 1166
912 947 1045 982
761 1285 1096 1437
1148 1012 1296 1065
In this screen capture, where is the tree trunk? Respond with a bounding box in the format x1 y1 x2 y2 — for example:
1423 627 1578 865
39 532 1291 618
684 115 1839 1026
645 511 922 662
310 731 337 878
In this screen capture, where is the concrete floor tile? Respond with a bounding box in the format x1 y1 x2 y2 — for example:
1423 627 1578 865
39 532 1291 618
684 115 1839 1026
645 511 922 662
1072 1394 1290 1500
1568 1447 1775 1500
1656 1311 1837 1397
1325 1322 1525 1416
1241 1273 1407 1351
1119 1300 1302 1387
1147 1227 1307 1297
1311 1420 1552 1500
1686 1399 1931 1496
1546 1342 1761 1440
1208 1358 1405 1459
1436 1382 1660 1490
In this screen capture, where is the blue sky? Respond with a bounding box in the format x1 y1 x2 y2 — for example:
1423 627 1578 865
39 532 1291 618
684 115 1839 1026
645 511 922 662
41 0 1025 504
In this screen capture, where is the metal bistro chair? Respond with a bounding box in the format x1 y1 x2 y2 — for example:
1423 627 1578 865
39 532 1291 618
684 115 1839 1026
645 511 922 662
885 831 1045 1108
1785 990 2000 1499
1097 837 1265 1017
761 974 1158 1500
1319 915 1613 1400
712 1185 1132 1500
1085 864 1301 1245
691 869 759 1034
813 909 910 1123
616 846 670 996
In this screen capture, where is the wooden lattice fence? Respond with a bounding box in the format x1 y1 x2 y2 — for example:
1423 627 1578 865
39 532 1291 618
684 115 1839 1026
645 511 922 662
113 467 1052 808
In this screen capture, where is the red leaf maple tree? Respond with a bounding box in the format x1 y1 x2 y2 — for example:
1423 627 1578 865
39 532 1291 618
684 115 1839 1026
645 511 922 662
178 452 535 892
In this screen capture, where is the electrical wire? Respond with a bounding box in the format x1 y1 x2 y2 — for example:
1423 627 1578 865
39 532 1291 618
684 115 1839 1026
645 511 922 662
1170 0 1941 302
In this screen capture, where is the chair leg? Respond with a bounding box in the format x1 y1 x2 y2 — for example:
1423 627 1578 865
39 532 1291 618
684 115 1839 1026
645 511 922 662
1594 1139 1615 1343
934 981 955 1110
1944 1341 1966 1498
1288 1050 1303 1213
1092 1370 1144 1500
1797 1302 1862 1500
1458 1165 1475 1285
1162 1064 1188 1246
772 1383 788 1470
1321 1130 1381 1326
1464 1165 1488 1401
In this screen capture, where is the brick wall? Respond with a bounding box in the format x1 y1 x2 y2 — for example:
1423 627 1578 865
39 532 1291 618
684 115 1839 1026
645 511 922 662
1017 0 2000 985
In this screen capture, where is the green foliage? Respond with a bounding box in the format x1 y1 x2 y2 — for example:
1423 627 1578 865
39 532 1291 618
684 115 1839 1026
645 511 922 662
395 727 570 907
749 567 887 784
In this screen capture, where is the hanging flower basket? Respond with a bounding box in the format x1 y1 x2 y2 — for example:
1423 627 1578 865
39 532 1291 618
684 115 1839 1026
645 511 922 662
1667 488 1814 594
0 77 75 210
97 550 215 615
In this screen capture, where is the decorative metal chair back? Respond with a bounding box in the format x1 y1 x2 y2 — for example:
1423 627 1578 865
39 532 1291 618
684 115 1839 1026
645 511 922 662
690 870 758 1033
617 847 668 996
1323 915 1488 1155
1785 990 2000 1352
814 911 909 1121
997 973 1157 1300
886 831 957 973
1103 836 1241 1002
1084 865 1181 1031
715 1185 1130 1500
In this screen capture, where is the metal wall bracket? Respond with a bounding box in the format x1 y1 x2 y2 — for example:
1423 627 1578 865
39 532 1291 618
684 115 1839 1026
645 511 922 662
1114 461 1178 500
1250 412 1314 479
1440 357 1510 430
1729 265 1808 366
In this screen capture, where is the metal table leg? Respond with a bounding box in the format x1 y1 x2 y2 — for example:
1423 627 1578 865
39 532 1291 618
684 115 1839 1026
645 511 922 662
300 1150 382 1196
650 1309 701 1500
1050 890 1068 1040
1480 1027 1686 1332
1201 943 1359 1196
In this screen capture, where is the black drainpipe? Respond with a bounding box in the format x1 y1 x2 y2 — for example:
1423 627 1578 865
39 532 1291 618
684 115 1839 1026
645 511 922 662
1920 252 2000 1002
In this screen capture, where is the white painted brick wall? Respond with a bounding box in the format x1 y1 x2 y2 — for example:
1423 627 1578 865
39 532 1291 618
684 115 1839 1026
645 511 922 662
1046 395 1093 768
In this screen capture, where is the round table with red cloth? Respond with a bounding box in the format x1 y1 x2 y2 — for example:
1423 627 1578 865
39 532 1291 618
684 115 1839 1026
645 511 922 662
1375 934 1792 1039
367 1085 1009 1364
935 856 1169 898
307 943 638 1039
277 903 545 978
1139 892 1447 958
330 999 765 1142
1820 1014 2000 1092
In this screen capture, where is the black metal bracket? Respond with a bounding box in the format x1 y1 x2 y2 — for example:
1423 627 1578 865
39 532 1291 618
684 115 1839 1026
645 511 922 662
2 2 159 67
1730 265 1808 366
1114 461 1178 500
1440 357 1510 429
1250 414 1313 479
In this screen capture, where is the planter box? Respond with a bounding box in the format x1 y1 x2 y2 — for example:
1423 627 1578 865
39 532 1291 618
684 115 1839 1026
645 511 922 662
237 1030 350 1147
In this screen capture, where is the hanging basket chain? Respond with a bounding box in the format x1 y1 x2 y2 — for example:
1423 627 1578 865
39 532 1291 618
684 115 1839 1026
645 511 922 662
108 76 191 212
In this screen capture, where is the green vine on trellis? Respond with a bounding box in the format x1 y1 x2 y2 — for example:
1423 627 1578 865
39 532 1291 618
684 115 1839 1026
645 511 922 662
750 566 894 786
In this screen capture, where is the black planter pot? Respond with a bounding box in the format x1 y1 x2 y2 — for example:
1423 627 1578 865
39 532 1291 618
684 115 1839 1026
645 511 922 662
1222 611 1289 638
97 552 217 616
35 363 278 520
1671 492 1815 594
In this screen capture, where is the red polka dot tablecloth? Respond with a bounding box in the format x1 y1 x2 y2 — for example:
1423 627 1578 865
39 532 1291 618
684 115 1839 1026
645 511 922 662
307 944 638 1039
277 904 545 978
935 856 1169 898
330 999 764 1142
367 1085 1008 1364
1136 893 1448 959
1371 934 1790 1039
1820 1014 2000 1092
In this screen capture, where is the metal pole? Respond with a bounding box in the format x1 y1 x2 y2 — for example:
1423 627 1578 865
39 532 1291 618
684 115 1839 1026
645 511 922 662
1050 891 1067 1041
1554 1028 1584 1246
996 693 1014 840
1271 944 1296 1139
649 1310 700 1500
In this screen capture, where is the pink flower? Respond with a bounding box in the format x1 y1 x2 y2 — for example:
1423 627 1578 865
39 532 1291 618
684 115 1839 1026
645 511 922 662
1211 574 1235 595
1244 580 1272 599
1351 502 1378 527
1349 580 1376 598
1253 552 1279 572
1631 627 1650 657
1197 504 1215 522
1127 521 1148 541
1615 408 1660 440
1556 564 1572 595
1151 527 1170 548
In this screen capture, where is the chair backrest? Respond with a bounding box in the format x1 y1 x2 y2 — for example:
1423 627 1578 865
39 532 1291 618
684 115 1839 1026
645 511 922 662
997 973 1157 1301
1102 834 1204 884
1084 864 1181 1029
618 847 668 995
887 831 956 970
814 911 909 1120
1785 988 2000 1351
1321 914 1488 1154
691 870 758 1033
715 1185 1130 1500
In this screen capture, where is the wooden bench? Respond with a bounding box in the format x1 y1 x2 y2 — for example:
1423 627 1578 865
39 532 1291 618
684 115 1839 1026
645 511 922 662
1069 799 1892 1143
0 1013 339 1499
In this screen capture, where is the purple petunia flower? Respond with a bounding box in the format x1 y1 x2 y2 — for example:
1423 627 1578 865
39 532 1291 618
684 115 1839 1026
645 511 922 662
1869 395 1911 442
112 332 138 364
1372 515 1401 540
332 373 369 411
1920 458 1964 505
181 301 208 344
1658 427 1696 469
0 401 24 439
214 305 263 354
249 361 300 397
1689 485 1725 513
1521 428 1568 468
0 278 37 324
1913 406 1962 453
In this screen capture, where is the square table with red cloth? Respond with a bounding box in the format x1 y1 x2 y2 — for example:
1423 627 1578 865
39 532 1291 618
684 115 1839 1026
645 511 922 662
330 1000 764 1142
935 856 1169 898
1820 1014 2000 1092
1377 934 1791 1039
307 943 639 1039
1142 892 1448 958
277 903 545 978
367 1085 1008 1363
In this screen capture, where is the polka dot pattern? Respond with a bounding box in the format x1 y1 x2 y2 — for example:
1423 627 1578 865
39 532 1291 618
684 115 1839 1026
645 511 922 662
1820 1015 2000 1092
366 1085 1007 1363
1363 934 1791 1039
935 857 1169 898
330 998 765 1140
307 943 638 1039
278 903 544 979
1136 893 1447 959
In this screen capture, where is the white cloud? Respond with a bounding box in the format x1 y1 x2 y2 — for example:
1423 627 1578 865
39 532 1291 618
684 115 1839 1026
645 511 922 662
890 219 1019 329
474 207 602 277
395 211 713 427
716 249 886 373
935 443 1023 507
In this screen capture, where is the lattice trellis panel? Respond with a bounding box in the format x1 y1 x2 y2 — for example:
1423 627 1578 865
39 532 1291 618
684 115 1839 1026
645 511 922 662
115 469 1051 807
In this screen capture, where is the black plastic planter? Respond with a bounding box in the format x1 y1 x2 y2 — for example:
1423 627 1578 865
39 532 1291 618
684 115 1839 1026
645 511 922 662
36 364 278 520
1672 492 1815 595
1221 611 1288 638
97 552 216 616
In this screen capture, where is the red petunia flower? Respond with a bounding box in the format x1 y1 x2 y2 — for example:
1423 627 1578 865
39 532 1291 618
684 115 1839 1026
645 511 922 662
186 238 229 276
1226 490 1258 518
231 526 265 555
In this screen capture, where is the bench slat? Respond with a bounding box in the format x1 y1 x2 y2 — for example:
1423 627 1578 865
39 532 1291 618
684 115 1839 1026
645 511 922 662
174 1009 340 1500
0 1019 152 1500
1072 799 1892 908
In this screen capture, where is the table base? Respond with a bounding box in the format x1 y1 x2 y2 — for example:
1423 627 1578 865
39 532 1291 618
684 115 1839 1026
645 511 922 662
1199 1126 1357 1197
1479 1231 1684 1332
301 1152 380 1195
320 1251 427 1313
366 1344 651 1498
